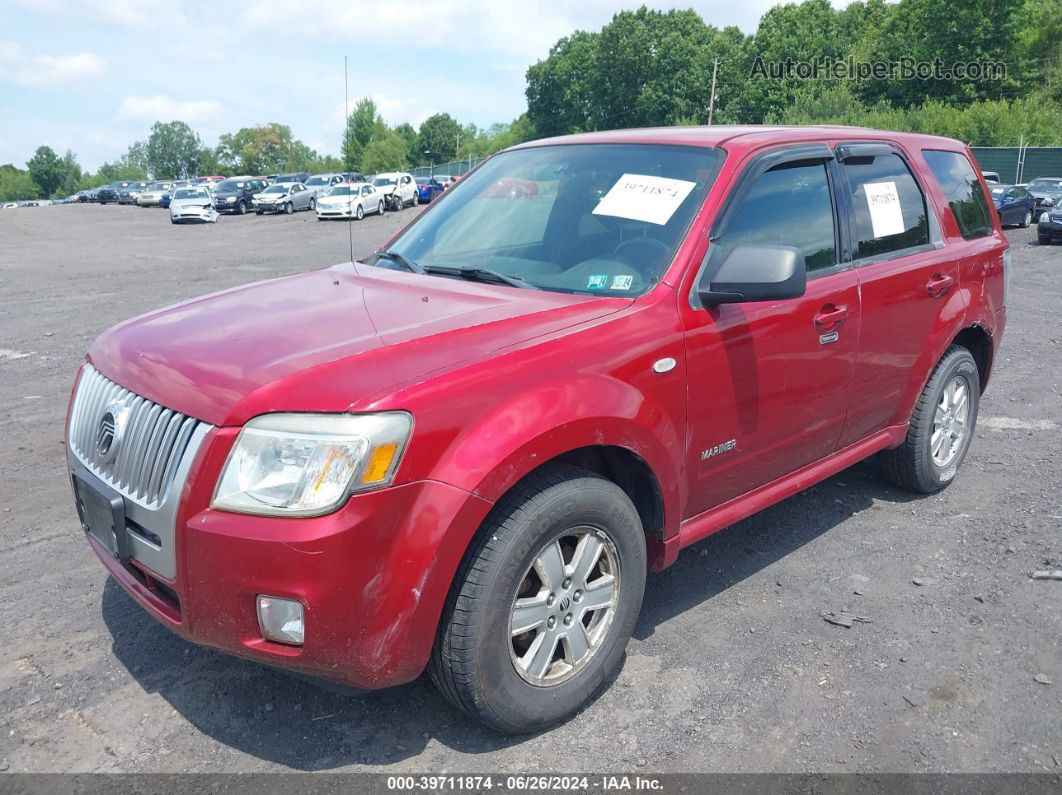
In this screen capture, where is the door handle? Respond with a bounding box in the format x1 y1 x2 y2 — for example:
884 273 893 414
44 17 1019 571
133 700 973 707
926 273 954 297
813 304 848 330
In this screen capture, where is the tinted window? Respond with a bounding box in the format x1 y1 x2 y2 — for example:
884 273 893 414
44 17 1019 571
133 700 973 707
843 153 929 258
923 151 994 241
715 160 837 272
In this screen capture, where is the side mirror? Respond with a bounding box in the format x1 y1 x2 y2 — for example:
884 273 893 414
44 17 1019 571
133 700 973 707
698 245 807 307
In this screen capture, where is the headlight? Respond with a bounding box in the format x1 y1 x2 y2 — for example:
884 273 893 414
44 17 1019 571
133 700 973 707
226 196 236 203
1044 198 1055 207
212 412 412 517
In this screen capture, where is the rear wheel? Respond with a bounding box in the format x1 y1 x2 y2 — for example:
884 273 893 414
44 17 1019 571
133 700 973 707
429 464 646 734
878 345 980 493
1020 210 1032 228
309 197 316 211
413 192 419 206
355 204 364 221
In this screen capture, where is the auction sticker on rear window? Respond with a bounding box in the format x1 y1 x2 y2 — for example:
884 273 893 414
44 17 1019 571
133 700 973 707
864 181 905 238
592 174 697 225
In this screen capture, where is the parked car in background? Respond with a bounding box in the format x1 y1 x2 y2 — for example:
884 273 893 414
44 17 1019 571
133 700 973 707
981 170 1000 183
315 182 384 220
138 181 189 207
97 181 132 204
169 186 219 224
372 172 418 210
118 182 149 204
252 182 315 214
213 177 266 215
1025 177 1062 221
988 183 1035 227
271 172 310 185
340 171 366 184
415 176 445 203
303 173 345 199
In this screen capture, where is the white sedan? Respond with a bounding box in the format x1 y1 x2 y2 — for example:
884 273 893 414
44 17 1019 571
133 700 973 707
315 182 385 221
169 187 218 224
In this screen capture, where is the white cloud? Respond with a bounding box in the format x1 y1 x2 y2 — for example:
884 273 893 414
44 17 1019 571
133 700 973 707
115 94 222 124
10 0 185 29
0 41 105 87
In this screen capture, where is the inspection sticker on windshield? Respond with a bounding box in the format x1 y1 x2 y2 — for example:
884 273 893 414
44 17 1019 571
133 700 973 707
587 274 609 289
864 181 905 238
611 274 633 290
592 174 697 225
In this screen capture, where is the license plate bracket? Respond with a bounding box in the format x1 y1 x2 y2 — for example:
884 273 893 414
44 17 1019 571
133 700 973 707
72 471 129 561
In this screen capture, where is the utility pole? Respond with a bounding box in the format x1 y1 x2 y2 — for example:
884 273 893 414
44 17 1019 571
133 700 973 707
708 57 720 125
456 131 461 161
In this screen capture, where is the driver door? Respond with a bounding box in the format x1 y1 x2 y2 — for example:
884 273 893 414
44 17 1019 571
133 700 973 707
682 149 859 516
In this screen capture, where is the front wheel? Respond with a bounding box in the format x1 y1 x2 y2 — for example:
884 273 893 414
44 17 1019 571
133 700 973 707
236 200 246 215
1020 210 1032 228
355 204 364 221
378 200 385 215
1039 233 1052 245
878 345 980 493
284 202 293 215
429 464 646 734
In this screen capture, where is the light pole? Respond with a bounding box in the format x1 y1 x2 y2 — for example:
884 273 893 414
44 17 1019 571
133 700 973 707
424 150 434 180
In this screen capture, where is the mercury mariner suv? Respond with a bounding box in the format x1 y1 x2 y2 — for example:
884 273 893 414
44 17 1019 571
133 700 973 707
66 126 1007 734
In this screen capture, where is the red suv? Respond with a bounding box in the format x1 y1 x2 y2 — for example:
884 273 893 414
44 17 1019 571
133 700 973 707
66 126 1007 734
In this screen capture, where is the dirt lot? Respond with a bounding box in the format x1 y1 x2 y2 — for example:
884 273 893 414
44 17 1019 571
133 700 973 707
0 203 1059 774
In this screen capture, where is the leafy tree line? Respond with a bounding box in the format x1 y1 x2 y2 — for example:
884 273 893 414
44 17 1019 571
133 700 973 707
525 0 1062 144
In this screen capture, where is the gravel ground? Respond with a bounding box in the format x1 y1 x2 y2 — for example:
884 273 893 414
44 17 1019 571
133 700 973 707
0 204 1059 774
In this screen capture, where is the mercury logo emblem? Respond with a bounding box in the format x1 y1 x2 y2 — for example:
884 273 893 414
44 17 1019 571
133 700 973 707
559 595 571 612
95 402 127 465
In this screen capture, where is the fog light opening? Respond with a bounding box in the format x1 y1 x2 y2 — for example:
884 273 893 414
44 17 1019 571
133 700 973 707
256 595 305 646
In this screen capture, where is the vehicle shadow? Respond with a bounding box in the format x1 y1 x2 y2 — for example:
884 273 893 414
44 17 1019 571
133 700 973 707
101 460 920 770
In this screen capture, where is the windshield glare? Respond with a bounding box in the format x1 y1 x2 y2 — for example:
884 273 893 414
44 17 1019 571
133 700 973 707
217 181 244 191
263 185 286 194
373 177 396 186
174 189 208 199
305 176 329 186
327 186 354 196
378 143 720 295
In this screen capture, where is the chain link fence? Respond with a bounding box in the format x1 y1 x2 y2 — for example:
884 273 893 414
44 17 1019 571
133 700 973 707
409 157 489 178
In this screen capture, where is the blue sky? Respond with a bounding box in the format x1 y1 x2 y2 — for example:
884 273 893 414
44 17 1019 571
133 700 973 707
1 0 807 171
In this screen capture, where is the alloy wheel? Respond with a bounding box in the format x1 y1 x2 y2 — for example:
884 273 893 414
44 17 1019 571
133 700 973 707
931 375 969 467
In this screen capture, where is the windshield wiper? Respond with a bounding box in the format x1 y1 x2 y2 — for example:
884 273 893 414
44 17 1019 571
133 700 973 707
424 265 539 290
373 249 425 274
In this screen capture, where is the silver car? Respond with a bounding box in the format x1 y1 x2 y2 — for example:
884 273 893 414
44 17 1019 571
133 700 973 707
169 186 219 224
315 182 386 221
252 182 315 215
303 173 345 199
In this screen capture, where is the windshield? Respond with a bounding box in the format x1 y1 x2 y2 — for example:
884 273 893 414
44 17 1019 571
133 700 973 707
377 143 721 295
373 177 397 186
216 180 245 191
327 185 355 196
305 176 330 186
174 188 209 200
1027 178 1062 190
263 185 287 194
274 175 297 183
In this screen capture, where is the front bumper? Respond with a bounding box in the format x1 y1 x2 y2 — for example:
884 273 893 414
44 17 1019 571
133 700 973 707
316 205 354 218
171 206 218 222
1037 216 1062 237
73 426 491 688
253 202 285 213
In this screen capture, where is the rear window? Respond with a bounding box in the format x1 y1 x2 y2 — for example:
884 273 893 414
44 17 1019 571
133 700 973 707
842 152 929 259
922 150 993 240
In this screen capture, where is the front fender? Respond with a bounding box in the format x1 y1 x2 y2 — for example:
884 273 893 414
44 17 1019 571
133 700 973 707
428 374 684 541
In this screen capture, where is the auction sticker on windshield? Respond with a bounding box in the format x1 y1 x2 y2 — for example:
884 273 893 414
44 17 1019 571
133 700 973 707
592 173 697 225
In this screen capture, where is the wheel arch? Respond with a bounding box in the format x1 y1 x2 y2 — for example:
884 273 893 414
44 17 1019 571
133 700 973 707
951 323 993 393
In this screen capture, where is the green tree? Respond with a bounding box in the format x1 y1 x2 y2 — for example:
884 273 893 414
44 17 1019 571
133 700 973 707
58 150 82 196
342 98 386 170
215 124 316 174
360 132 409 173
417 112 462 163
526 29 600 136
0 165 38 202
393 122 419 165
26 146 64 198
146 120 202 178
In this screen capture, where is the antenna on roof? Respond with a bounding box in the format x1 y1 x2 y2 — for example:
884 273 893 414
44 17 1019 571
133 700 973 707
345 55 356 270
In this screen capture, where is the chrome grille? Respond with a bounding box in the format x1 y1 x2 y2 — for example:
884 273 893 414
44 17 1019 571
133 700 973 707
68 365 202 509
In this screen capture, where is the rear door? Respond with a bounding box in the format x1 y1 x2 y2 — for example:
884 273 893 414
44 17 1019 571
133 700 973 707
683 146 860 516
836 144 964 446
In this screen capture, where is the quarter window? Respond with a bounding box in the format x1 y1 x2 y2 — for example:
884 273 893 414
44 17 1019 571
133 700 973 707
715 160 837 272
843 152 929 258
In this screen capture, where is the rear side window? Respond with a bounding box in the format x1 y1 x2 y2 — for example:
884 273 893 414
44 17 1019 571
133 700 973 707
843 153 929 259
715 160 837 272
923 149 993 239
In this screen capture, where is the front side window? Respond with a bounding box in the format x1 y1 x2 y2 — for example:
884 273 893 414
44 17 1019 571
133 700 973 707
712 159 837 272
922 150 993 240
843 152 929 259
380 143 721 296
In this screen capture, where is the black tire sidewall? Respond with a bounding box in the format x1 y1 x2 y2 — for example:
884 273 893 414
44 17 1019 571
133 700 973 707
469 478 646 732
917 350 980 489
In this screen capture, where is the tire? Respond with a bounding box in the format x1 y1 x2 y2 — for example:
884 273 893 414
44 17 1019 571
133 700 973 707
255 210 262 216
1020 210 1032 228
413 192 419 206
378 201 385 215
309 197 316 211
1039 234 1052 245
355 204 364 221
429 464 646 734
236 200 246 215
878 345 980 494
284 202 293 215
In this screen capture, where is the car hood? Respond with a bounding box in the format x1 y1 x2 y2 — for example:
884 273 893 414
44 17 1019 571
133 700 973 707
87 264 630 426
171 199 212 208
